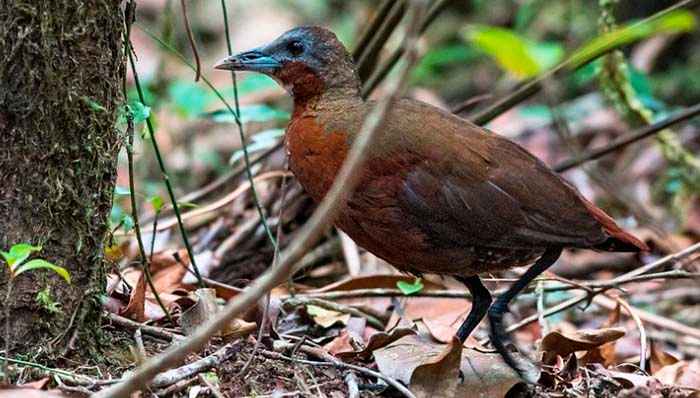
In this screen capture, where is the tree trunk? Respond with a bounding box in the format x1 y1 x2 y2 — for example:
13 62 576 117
0 0 124 356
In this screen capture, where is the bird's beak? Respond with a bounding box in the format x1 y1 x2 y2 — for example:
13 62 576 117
214 49 282 73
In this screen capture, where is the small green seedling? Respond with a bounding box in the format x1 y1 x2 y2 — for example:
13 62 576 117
36 287 62 314
397 278 424 296
1 243 71 283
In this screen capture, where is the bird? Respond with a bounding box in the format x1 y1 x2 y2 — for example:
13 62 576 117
214 26 648 382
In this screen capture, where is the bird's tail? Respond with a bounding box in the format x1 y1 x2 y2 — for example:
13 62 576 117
582 199 649 252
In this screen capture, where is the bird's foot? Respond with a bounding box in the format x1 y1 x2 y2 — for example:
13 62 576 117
488 303 541 384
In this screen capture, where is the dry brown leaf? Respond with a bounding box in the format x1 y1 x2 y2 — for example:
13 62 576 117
580 341 618 367
410 337 462 398
324 330 355 356
650 342 680 374
656 360 700 389
306 304 350 328
152 263 187 295
180 288 219 335
150 249 188 273
374 334 520 398
221 318 257 340
420 310 470 344
120 272 147 322
0 389 67 398
386 297 469 332
18 378 49 390
336 327 414 360
540 327 626 365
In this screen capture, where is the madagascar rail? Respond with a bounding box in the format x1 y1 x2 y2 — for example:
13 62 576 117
215 26 648 382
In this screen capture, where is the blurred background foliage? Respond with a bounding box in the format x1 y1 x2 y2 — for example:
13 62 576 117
115 0 700 247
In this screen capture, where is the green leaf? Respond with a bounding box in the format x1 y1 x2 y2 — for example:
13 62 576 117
413 45 479 82
396 278 424 296
14 259 71 284
114 186 131 196
203 371 219 384
129 101 151 124
2 243 42 268
121 215 135 232
168 80 208 118
205 105 289 124
463 25 564 79
177 201 198 209
569 10 696 70
149 195 164 213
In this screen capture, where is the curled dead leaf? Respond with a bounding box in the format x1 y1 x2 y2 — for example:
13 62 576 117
374 334 520 398
336 327 415 360
180 288 219 335
655 359 700 389
540 327 626 365
120 272 147 322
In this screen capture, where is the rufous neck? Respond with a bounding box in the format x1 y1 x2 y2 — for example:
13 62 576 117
292 86 362 117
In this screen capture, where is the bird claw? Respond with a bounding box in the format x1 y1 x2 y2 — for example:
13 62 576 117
488 306 541 384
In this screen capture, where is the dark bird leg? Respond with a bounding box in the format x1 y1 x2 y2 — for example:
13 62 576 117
488 247 563 382
455 275 492 343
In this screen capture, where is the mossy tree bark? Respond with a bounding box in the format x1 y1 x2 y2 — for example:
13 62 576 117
0 1 124 356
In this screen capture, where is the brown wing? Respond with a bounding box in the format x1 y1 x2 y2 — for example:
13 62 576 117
382 100 610 251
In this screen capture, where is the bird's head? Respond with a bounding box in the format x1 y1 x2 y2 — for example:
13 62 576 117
215 26 360 101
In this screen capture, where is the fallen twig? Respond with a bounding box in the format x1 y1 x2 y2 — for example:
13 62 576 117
106 312 183 342
198 372 225 398
284 297 385 330
615 296 648 373
345 371 360 398
594 294 700 341
266 343 416 398
150 341 241 388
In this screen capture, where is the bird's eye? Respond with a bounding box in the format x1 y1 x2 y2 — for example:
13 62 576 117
287 41 304 57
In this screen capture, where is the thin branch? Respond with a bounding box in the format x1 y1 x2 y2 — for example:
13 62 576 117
138 24 279 250
554 103 700 172
284 297 385 329
123 16 174 321
361 0 451 98
478 242 700 344
94 3 426 395
594 294 700 341
107 313 183 342
616 296 647 373
238 169 290 377
124 111 173 323
142 141 282 224
180 0 201 81
356 0 407 81
352 0 396 59
150 341 240 388
126 41 205 288
217 0 277 249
